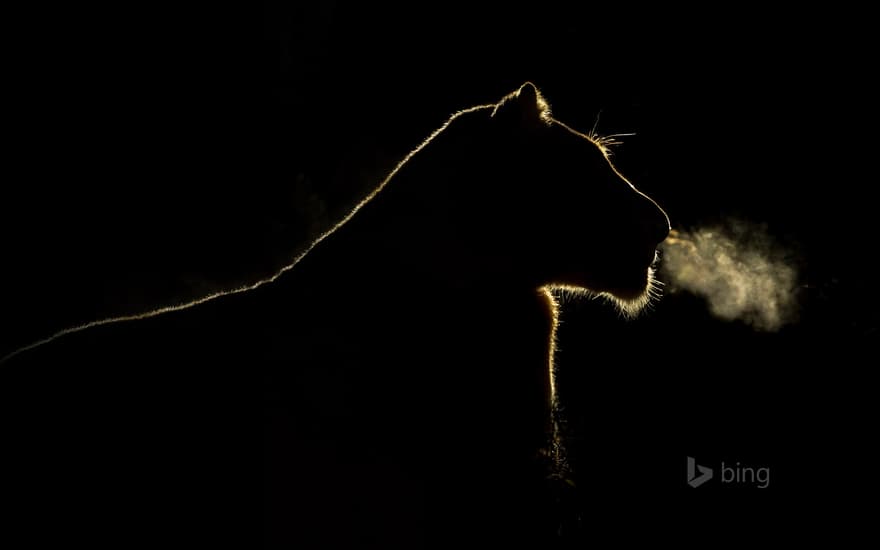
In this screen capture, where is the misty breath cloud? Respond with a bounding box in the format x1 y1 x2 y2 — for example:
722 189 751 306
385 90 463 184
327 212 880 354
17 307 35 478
660 222 799 331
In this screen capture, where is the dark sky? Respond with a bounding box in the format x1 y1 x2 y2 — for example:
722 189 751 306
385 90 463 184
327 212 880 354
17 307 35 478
1 2 876 545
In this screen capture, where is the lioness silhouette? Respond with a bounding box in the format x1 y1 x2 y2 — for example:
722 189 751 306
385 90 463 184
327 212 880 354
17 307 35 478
2 83 669 548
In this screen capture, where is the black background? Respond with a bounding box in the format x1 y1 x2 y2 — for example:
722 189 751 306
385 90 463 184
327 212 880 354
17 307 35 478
1 2 876 546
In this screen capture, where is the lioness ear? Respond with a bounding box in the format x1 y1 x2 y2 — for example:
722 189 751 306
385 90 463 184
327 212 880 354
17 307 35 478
492 81 551 128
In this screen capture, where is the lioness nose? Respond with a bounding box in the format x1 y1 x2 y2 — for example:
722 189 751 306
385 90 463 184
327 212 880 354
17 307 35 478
639 193 671 244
